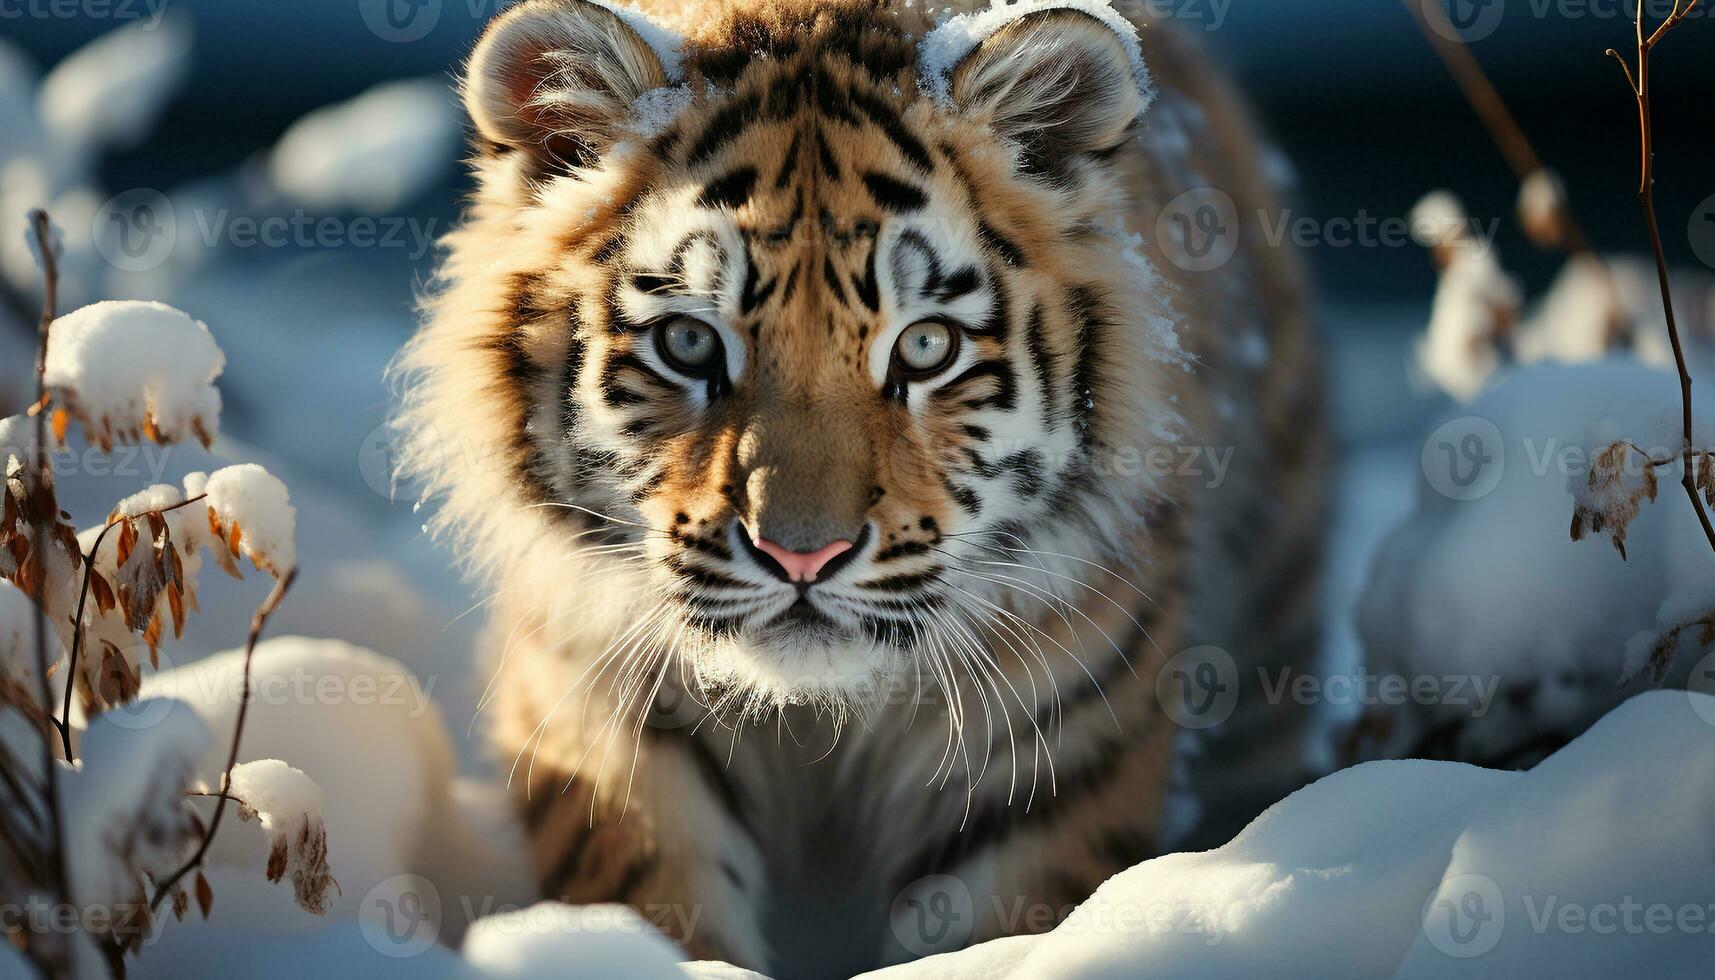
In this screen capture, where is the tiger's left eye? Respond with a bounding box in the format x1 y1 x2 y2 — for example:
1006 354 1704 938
657 317 723 375
893 321 958 378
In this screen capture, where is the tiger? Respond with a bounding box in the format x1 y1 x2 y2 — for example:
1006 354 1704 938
396 0 1326 973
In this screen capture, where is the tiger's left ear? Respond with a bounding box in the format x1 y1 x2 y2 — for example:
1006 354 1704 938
944 9 1146 176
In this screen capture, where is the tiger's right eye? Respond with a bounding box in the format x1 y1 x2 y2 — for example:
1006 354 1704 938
892 320 958 378
656 317 723 376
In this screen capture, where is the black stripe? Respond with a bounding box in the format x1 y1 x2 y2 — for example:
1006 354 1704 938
698 167 759 210
679 733 758 840
943 478 981 516
540 824 599 895
779 260 804 304
775 131 802 188
935 266 981 304
604 351 673 391
524 781 574 832
895 731 1133 887
1024 303 1057 429
668 231 729 297
611 854 659 903
1000 449 1047 498
562 326 586 427
814 128 842 180
632 273 674 296
849 87 932 171
592 234 626 264
740 252 777 315
856 569 942 592
934 359 1018 412
854 246 880 312
977 219 1027 268
862 172 928 213
822 257 848 307
1067 285 1107 446
687 93 761 166
810 67 859 125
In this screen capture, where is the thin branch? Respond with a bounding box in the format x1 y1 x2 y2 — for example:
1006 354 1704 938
138 567 298 929
26 209 73 975
59 493 210 759
1403 0 1629 339
1608 4 1715 553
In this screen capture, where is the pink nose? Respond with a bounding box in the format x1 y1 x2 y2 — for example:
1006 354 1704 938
752 537 853 583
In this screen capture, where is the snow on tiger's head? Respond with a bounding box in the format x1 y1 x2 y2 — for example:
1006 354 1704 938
398 0 1185 701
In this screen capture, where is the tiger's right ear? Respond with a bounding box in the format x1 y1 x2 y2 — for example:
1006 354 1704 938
464 0 670 171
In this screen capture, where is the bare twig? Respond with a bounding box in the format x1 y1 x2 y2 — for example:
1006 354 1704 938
137 567 298 933
1403 0 1630 340
59 493 210 758
1605 0 1715 554
26 209 73 977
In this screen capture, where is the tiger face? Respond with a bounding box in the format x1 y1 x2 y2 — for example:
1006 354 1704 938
411 0 1187 705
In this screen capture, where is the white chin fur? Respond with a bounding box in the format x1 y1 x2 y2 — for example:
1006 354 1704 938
692 628 904 708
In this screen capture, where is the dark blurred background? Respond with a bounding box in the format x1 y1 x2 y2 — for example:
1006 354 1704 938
5 0 1708 306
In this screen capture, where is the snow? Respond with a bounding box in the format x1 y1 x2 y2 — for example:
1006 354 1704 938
37 13 193 162
229 759 323 826
65 703 211 908
1515 169 1567 245
862 692 1715 980
81 625 1715 979
0 578 58 687
1408 193 1521 403
226 759 336 914
1358 361 1715 761
462 904 689 979
43 300 225 448
918 0 1153 108
188 464 298 574
630 85 698 138
1623 579 1715 681
267 78 463 215
137 637 456 915
592 1 688 82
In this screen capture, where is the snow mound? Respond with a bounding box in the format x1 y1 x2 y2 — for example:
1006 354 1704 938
462 904 688 979
1359 361 1715 763
43 300 225 448
266 78 462 214
865 691 1715 979
38 13 192 159
918 0 1152 108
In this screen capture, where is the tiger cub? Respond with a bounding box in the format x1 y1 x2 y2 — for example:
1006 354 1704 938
398 0 1324 972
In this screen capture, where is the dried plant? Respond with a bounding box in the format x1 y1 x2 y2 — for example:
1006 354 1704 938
0 211 317 977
